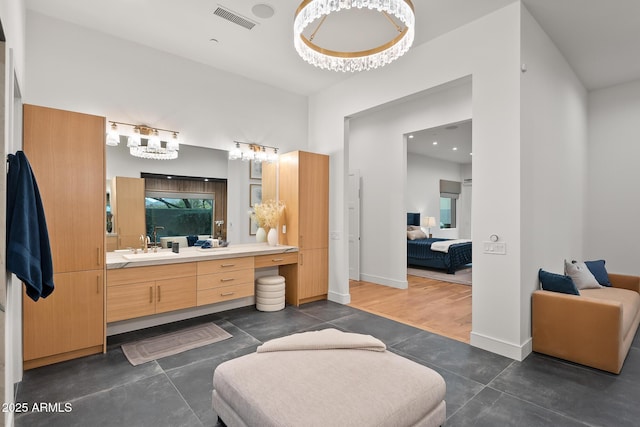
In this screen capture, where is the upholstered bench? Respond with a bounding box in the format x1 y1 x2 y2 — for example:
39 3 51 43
212 329 446 427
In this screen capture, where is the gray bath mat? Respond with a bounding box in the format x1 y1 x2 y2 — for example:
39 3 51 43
122 323 232 366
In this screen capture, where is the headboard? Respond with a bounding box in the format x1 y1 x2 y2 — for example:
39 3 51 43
407 212 420 227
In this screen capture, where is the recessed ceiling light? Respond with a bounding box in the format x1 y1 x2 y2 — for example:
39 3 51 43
204 178 209 182
408 134 414 139
252 3 275 19
167 176 173 179
470 152 473 156
452 147 458 151
432 141 438 145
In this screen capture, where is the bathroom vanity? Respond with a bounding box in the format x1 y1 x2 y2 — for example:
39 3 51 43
106 244 301 333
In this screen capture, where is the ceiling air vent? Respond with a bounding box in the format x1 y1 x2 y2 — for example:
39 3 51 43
463 178 472 186
213 6 256 30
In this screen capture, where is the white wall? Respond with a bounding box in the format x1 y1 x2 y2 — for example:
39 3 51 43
349 81 472 288
520 7 588 344
1 1 27 422
585 79 640 274
406 154 470 240
459 163 473 239
310 3 524 358
24 11 308 155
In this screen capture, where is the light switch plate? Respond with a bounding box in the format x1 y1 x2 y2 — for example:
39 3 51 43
483 241 506 255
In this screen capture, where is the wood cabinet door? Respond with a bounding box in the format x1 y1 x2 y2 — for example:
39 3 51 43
298 152 329 250
106 281 156 322
23 104 105 273
112 176 146 249
23 270 104 361
155 276 197 314
298 248 328 301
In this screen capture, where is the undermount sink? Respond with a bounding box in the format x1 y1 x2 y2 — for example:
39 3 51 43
121 251 180 260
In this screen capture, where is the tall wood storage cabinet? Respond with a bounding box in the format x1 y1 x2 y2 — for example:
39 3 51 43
267 151 329 306
22 104 105 369
111 176 145 249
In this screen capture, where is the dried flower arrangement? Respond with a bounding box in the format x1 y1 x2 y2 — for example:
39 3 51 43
250 199 285 229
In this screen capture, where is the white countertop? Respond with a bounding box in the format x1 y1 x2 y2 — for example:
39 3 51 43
106 243 298 269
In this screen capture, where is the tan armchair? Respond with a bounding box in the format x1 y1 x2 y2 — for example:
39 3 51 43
532 273 640 374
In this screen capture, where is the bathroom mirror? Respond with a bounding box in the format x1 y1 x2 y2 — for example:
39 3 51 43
105 142 230 251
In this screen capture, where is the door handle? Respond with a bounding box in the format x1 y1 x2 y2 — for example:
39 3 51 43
220 292 235 297
149 286 153 303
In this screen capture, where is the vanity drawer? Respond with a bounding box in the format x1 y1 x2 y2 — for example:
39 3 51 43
107 262 196 287
197 257 254 275
254 252 298 268
197 283 254 306
197 269 254 291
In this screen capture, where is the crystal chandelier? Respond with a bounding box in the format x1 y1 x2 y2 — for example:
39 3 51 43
228 141 279 163
294 0 415 72
106 121 180 160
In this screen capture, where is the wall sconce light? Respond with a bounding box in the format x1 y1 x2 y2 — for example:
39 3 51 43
106 121 181 160
229 141 279 163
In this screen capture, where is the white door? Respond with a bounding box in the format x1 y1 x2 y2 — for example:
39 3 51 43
348 171 361 280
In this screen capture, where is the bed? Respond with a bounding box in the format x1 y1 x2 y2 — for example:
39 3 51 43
407 213 472 274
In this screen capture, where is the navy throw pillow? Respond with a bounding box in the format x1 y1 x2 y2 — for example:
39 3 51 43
538 269 580 295
584 260 612 287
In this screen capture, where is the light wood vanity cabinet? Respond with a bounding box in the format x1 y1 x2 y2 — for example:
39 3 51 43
196 257 255 306
22 104 106 369
23 271 104 369
111 176 146 249
265 151 329 306
106 263 197 322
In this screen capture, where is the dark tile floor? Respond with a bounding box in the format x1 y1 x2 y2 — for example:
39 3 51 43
14 301 640 426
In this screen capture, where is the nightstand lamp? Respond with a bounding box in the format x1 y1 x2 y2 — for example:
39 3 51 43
422 216 437 238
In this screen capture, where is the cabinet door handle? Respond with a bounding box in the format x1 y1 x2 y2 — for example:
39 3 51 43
300 253 304 266
97 247 101 266
96 275 100 294
149 286 153 303
220 263 235 268
220 292 235 297
220 278 235 282
272 258 284 262
157 286 161 302
300 235 303 248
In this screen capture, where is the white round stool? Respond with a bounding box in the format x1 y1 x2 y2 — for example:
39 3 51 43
255 275 286 312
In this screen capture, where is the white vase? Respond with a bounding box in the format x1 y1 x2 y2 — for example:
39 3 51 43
267 227 278 246
256 227 267 243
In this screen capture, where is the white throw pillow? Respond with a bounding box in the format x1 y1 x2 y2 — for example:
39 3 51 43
407 229 427 240
564 260 601 290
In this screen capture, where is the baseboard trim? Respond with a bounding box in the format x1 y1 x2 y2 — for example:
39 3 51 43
359 273 408 289
470 331 533 361
328 290 350 304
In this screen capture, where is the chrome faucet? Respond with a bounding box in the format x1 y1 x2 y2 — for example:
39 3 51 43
152 226 165 252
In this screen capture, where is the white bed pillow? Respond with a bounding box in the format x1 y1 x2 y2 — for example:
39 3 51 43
564 260 601 290
407 229 427 240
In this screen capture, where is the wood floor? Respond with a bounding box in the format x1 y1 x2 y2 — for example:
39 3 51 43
349 275 472 343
